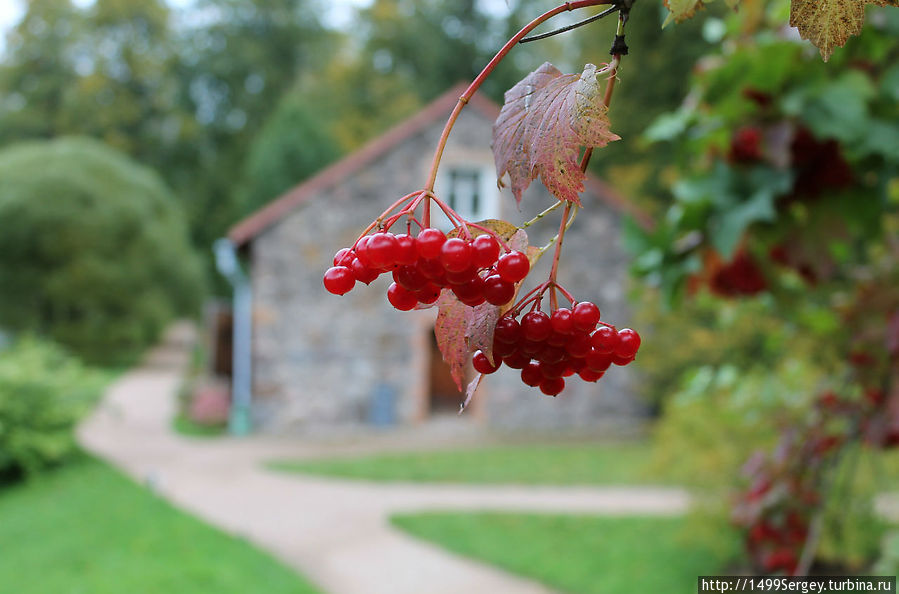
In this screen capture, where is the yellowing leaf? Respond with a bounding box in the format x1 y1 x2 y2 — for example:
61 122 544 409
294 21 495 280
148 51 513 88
492 62 619 206
790 0 897 62
662 0 705 26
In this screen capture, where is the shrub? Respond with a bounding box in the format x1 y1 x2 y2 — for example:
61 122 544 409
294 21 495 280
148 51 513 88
0 137 204 364
0 337 103 480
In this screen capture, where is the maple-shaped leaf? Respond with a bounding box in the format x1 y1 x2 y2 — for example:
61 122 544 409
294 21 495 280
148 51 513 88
790 0 898 62
493 62 619 206
434 227 529 391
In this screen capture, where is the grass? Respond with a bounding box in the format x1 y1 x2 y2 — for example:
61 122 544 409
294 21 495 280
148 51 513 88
392 512 741 594
268 441 671 485
0 455 320 594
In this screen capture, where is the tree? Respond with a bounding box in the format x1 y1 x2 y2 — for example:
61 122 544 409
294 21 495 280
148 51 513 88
0 137 203 364
238 90 342 215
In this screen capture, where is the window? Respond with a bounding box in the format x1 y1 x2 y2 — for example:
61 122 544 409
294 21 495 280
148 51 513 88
434 165 499 229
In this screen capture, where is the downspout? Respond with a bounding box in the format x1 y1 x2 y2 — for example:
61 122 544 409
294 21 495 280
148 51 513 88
213 238 252 436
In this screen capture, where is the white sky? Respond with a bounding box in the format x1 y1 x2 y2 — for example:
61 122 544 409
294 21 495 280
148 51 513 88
0 0 376 50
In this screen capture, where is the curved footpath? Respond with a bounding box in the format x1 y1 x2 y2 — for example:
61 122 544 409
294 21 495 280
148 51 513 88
77 324 691 594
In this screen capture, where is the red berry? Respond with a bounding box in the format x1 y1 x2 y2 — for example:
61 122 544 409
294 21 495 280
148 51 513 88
452 275 485 301
471 235 501 268
440 238 474 273
503 352 531 369
367 232 399 269
539 377 565 396
417 258 446 281
354 235 374 267
472 351 500 374
483 275 515 305
417 228 446 259
387 282 418 311
550 308 574 334
541 360 566 379
445 265 478 285
333 247 355 267
572 302 600 331
590 326 618 354
538 345 566 364
493 339 518 358
578 368 604 382
521 362 543 387
564 333 591 358
611 353 634 366
615 328 641 358
496 251 530 283
585 349 612 372
394 265 427 291
323 266 355 295
521 311 552 342
494 317 521 343
416 283 442 305
350 258 379 284
394 234 419 265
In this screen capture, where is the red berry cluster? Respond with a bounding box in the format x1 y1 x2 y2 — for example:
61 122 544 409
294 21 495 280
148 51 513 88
323 228 531 310
470 302 641 396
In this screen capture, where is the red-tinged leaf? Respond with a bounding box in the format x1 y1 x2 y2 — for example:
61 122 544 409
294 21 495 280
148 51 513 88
493 62 619 206
460 373 484 414
434 289 471 391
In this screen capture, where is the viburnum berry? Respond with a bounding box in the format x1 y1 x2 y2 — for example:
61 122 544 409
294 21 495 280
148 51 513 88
540 377 565 396
615 328 641 358
471 234 501 268
494 317 521 343
333 247 355 267
323 266 355 295
590 326 618 353
521 311 552 341
550 308 574 334
417 228 446 260
472 351 501 374
520 362 542 387
483 275 515 305
367 232 399 269
350 258 379 285
387 282 418 311
394 233 419 265
496 251 530 283
572 301 600 331
440 237 474 273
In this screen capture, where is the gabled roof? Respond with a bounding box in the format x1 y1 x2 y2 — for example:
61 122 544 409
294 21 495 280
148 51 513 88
228 84 649 246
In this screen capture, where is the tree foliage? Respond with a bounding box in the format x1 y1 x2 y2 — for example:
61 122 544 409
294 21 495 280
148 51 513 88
0 137 203 364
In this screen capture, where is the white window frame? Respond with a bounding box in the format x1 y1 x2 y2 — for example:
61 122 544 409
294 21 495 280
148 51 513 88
433 163 499 230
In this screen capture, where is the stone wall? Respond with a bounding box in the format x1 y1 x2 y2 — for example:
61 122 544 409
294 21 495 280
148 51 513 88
248 104 645 434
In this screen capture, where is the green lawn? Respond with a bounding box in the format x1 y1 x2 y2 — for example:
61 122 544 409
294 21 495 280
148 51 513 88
392 512 741 594
269 441 671 485
0 455 320 594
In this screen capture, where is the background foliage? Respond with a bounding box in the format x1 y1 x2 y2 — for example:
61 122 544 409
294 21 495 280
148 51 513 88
0 337 105 480
0 137 203 364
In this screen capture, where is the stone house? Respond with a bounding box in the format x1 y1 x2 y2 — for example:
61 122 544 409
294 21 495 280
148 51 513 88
224 84 649 434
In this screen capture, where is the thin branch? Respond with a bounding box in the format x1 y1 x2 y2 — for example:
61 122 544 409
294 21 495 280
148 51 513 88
520 5 620 43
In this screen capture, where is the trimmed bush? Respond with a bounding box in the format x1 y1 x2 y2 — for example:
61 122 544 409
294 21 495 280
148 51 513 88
0 137 203 364
0 337 102 479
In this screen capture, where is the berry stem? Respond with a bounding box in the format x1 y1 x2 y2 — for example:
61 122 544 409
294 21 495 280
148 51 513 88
420 0 616 223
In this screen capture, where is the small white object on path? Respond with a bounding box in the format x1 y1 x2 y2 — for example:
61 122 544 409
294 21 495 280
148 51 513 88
77 323 691 594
